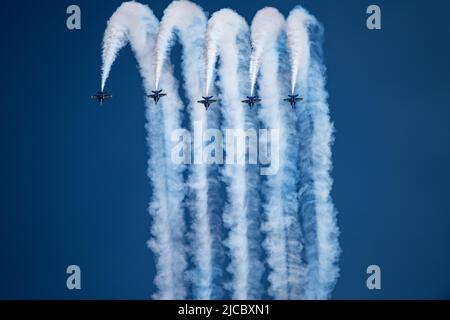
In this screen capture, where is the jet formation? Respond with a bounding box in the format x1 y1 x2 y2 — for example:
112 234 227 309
92 88 302 110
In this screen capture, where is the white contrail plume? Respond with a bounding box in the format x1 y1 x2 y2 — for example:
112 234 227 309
101 1 187 299
153 58 188 300
203 9 227 97
154 0 191 89
275 35 307 300
205 9 263 299
154 0 214 299
101 1 154 91
286 8 311 95
248 7 285 96
306 18 340 300
203 29 215 96
251 7 292 300
153 0 205 90
287 6 340 299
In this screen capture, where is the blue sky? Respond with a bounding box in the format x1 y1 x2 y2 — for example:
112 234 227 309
0 0 449 299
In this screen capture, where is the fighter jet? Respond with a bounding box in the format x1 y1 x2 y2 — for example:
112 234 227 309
284 94 303 108
242 95 261 108
91 91 112 105
197 96 218 110
148 90 167 104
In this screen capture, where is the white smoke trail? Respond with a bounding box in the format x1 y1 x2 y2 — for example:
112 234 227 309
286 8 311 94
248 8 283 96
153 0 189 90
154 0 215 299
101 1 187 299
278 36 306 300
253 8 306 300
205 9 263 299
287 6 340 299
241 30 265 299
251 8 290 300
154 56 188 300
101 2 149 91
203 17 218 96
307 17 340 299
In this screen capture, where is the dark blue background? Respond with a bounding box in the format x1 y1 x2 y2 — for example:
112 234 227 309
0 0 449 299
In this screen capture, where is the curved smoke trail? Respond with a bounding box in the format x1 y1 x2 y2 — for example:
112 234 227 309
153 0 200 90
287 6 340 299
101 1 187 299
205 9 263 299
154 0 215 299
248 8 283 97
101 2 152 91
286 8 311 94
250 8 290 300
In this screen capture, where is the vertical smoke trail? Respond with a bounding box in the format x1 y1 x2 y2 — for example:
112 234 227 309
278 35 306 300
287 6 340 299
205 9 263 299
250 8 290 300
203 18 218 96
307 16 340 299
153 0 215 300
154 59 188 300
101 1 187 299
241 28 265 300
